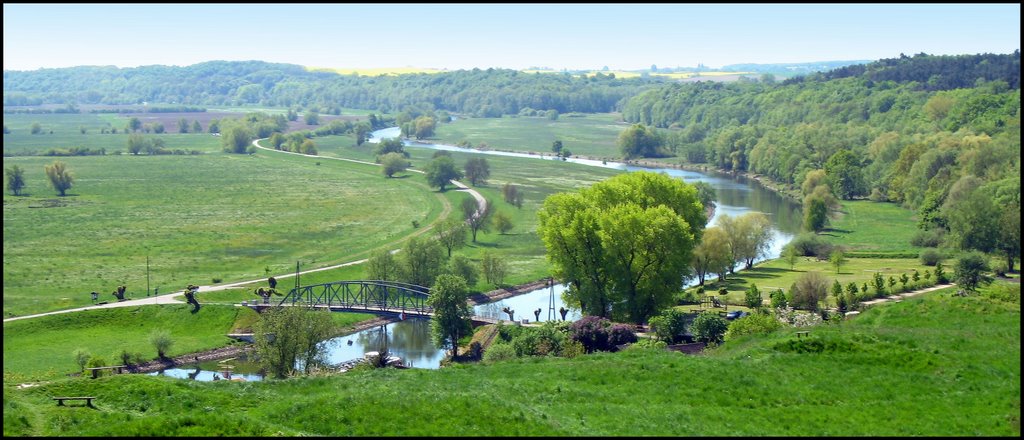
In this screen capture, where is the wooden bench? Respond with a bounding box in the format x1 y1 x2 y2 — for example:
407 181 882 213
795 331 810 338
85 365 127 379
53 396 95 407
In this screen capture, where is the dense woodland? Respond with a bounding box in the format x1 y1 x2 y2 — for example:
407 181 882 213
2 61 665 116
619 52 1020 269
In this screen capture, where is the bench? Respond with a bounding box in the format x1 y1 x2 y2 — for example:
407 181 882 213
795 331 810 338
85 365 127 379
53 396 95 407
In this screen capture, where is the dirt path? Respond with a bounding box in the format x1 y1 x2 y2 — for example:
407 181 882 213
857 282 955 308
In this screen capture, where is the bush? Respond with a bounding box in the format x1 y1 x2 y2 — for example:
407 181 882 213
724 312 782 341
569 316 612 353
691 312 728 345
790 271 829 312
607 324 637 347
919 248 943 266
626 338 668 351
789 233 834 258
744 284 763 309
910 229 945 248
675 289 700 305
482 342 516 363
560 339 586 358
150 329 174 359
73 348 91 373
649 308 689 344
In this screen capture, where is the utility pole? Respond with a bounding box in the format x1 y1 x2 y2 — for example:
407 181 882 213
547 277 556 321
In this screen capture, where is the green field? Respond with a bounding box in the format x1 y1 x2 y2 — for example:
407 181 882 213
2 148 446 317
431 113 630 160
821 199 923 256
3 283 1018 436
2 305 373 381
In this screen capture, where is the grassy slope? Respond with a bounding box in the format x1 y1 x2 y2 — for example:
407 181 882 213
4 283 1018 436
1 305 374 382
2 145 444 317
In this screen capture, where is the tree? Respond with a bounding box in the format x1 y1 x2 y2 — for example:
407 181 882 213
6 165 26 196
299 139 317 155
31 122 42 135
954 251 991 293
153 123 165 134
872 272 887 296
691 226 731 285
447 255 479 286
424 156 463 191
373 138 408 158
354 123 371 146
44 161 73 196
617 123 667 159
790 271 829 312
546 109 559 121
221 123 253 154
481 251 507 286
127 117 142 133
304 110 320 125
824 150 867 200
770 288 788 309
254 306 335 378
192 120 202 133
829 250 846 274
941 176 999 253
73 348 91 373
127 133 148 155
463 197 492 242
413 116 436 139
149 329 173 359
269 132 285 149
552 140 564 156
433 218 467 257
494 211 514 234
782 244 800 270
744 283 763 309
691 312 728 345
428 274 472 357
365 249 401 281
399 236 445 287
375 152 407 177
735 212 773 270
803 196 828 233
177 117 189 133
464 157 490 186
996 205 1020 272
538 171 705 323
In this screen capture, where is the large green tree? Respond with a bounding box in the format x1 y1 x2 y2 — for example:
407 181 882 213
424 156 463 191
824 150 867 200
433 218 467 257
691 226 731 285
254 306 335 379
464 157 491 186
538 171 705 323
617 123 667 159
427 274 472 357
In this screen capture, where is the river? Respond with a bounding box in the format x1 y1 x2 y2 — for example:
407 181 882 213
155 124 801 380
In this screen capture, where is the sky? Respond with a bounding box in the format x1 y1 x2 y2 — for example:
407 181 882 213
3 3 1020 72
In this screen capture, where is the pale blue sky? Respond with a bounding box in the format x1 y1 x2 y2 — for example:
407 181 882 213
3 3 1020 71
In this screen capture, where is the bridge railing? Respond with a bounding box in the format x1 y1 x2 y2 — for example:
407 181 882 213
279 280 432 315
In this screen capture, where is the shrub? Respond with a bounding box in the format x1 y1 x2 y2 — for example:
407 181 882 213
789 233 833 258
569 316 612 353
770 288 788 309
649 308 689 344
954 251 992 292
790 271 829 312
691 312 728 345
910 229 945 248
607 324 638 347
724 312 782 341
744 284 763 309
560 339 586 358
482 342 516 363
626 338 668 351
534 322 567 356
150 329 174 359
73 348 91 373
919 248 943 266
676 289 700 305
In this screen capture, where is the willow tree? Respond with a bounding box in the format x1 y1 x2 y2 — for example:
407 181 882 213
538 171 705 324
44 161 73 197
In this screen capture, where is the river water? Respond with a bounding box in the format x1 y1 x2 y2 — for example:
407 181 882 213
155 124 800 380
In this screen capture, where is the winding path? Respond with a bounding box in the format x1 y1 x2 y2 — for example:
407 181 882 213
2 135 488 323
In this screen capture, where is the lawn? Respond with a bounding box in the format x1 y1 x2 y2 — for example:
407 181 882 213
2 149 444 317
3 282 1018 436
820 199 922 257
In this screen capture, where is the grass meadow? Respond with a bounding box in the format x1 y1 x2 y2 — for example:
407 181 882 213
3 283 1018 436
431 113 630 160
2 304 374 382
3 142 445 317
